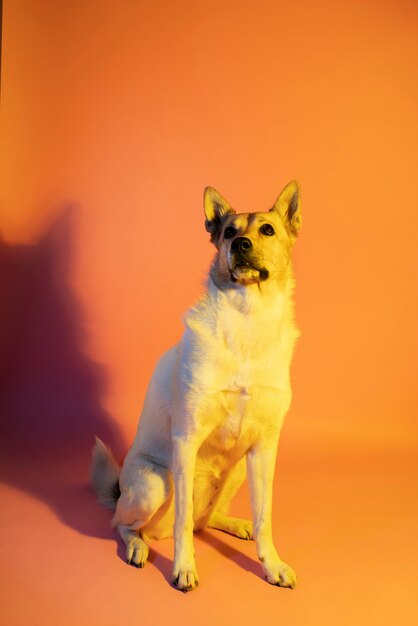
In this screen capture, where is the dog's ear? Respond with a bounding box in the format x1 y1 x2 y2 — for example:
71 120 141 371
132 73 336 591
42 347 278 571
271 180 301 239
204 187 236 244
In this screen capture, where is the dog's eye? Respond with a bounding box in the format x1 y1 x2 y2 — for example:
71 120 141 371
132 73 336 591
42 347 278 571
260 223 275 236
224 226 236 239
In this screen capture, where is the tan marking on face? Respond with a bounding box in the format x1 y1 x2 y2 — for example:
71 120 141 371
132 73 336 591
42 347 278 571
222 212 289 243
222 213 249 236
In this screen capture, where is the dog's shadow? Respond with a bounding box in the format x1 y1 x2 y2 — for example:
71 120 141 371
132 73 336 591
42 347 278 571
196 530 261 577
0 207 125 540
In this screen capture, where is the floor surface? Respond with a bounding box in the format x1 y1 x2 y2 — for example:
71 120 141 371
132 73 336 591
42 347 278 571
1 443 416 626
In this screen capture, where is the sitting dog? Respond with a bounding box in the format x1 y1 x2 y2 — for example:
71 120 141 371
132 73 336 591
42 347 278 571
91 180 301 591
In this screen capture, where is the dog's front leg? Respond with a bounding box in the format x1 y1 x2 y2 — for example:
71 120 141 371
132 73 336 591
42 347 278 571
172 435 199 591
247 437 296 588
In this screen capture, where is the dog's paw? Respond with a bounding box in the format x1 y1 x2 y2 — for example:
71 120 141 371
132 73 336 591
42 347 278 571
172 564 199 592
264 560 296 589
229 518 253 540
126 536 149 568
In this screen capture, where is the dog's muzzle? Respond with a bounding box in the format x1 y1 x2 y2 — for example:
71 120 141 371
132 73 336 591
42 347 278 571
228 237 269 284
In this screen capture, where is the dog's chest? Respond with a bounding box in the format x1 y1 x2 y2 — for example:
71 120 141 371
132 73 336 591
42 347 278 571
183 294 296 451
204 381 286 457
216 387 251 449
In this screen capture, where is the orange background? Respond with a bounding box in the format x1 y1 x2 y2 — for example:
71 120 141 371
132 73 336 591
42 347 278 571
0 1 417 624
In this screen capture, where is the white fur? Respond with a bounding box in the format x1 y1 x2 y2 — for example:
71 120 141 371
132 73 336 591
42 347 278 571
91 181 301 591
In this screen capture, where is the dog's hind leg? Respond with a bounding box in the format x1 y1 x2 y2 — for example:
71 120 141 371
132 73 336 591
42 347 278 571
208 511 253 540
118 525 149 567
112 455 173 567
207 457 253 540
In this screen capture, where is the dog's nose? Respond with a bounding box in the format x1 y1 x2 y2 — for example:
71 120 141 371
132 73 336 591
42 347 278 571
231 237 252 253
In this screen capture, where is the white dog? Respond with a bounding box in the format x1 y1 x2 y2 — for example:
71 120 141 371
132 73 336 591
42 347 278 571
91 180 301 591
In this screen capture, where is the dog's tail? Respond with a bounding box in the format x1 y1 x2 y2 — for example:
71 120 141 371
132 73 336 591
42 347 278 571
90 437 121 509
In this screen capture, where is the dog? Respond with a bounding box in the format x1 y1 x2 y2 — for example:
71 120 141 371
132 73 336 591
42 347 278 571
91 180 301 591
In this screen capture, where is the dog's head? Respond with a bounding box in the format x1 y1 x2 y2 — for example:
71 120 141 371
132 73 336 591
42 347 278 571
204 181 301 288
